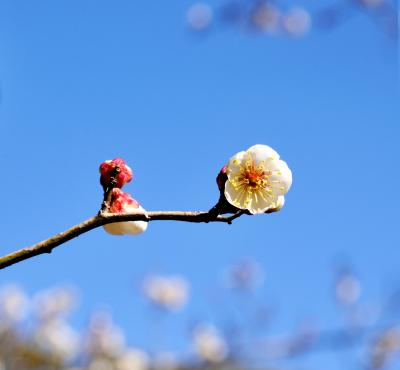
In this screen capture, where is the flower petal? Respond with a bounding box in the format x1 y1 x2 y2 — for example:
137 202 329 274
103 222 126 235
122 205 148 235
224 180 278 214
103 205 148 236
268 160 292 195
246 189 279 214
247 144 280 166
122 220 148 235
265 195 285 213
224 180 247 210
226 150 247 179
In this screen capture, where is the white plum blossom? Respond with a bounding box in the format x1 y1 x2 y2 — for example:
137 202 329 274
0 284 29 323
370 326 400 369
335 272 362 305
282 7 311 37
251 3 281 33
84 311 126 356
152 352 179 370
192 323 228 363
224 144 292 214
88 358 114 370
33 286 77 321
116 348 150 370
186 3 213 31
34 319 79 359
226 258 265 290
143 275 189 311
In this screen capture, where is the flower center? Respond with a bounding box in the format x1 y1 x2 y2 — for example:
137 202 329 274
238 161 270 192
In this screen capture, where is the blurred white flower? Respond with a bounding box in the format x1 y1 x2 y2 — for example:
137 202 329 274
282 7 311 36
226 258 265 290
251 3 280 33
370 326 400 369
33 286 77 321
224 144 292 214
192 323 228 363
85 311 126 356
187 3 213 31
152 352 179 370
335 272 362 305
34 319 79 359
143 275 189 311
116 349 150 370
88 358 115 370
0 284 29 323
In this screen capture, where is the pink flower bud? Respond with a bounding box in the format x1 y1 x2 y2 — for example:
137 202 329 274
108 188 139 213
99 158 133 190
103 189 148 236
216 165 228 192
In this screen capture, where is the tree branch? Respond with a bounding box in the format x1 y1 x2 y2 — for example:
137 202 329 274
0 210 246 271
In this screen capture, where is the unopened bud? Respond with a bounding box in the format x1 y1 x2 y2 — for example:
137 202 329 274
216 165 228 192
99 158 133 190
103 189 148 236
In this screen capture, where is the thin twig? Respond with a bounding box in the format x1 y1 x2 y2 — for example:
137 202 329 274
0 210 245 271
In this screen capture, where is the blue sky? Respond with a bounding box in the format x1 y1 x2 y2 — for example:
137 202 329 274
0 0 399 369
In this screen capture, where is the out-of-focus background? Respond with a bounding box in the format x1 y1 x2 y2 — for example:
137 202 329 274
0 1 398 369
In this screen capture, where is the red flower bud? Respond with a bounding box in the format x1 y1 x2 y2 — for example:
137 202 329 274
99 158 133 190
108 188 140 213
103 189 148 236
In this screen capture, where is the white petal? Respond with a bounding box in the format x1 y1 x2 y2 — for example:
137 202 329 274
266 196 285 213
247 144 280 165
103 223 126 235
268 160 292 195
275 195 285 209
224 180 277 214
246 190 278 214
226 150 247 179
263 156 285 171
224 180 247 210
103 206 148 236
123 220 148 235
122 205 148 235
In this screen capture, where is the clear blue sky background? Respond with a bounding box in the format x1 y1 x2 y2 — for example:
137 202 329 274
0 1 398 369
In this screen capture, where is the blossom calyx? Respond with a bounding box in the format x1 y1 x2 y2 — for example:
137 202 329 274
212 165 242 216
103 188 148 236
216 165 228 193
99 158 133 190
224 144 292 214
